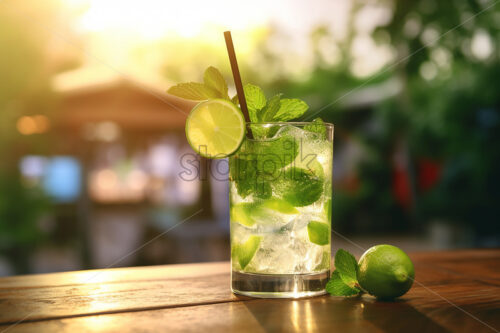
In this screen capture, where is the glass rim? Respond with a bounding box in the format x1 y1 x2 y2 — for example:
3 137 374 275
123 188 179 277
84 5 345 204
245 121 334 128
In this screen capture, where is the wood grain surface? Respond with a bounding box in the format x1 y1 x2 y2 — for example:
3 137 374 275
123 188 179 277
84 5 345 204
0 250 498 332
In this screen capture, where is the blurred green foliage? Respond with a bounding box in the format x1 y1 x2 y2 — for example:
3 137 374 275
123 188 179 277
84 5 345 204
0 176 49 272
0 0 60 157
260 0 500 240
0 0 59 271
362 0 499 239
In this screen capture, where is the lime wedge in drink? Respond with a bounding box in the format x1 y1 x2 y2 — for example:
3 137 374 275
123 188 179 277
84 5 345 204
185 99 245 158
233 236 262 269
260 198 299 214
307 221 330 245
231 199 298 228
230 203 256 227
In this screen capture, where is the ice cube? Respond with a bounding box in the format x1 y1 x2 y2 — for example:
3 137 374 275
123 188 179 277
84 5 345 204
272 125 333 179
240 211 329 274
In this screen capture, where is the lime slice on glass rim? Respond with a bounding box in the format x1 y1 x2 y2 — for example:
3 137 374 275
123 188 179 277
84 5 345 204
185 99 246 159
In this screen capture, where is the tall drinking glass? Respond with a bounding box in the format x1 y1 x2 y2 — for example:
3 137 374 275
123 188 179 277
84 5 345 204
229 122 334 298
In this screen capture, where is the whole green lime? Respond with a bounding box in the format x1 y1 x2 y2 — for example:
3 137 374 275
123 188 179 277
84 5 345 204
357 245 415 299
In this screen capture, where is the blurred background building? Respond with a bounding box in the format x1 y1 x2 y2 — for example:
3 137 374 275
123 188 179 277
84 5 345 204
0 0 499 275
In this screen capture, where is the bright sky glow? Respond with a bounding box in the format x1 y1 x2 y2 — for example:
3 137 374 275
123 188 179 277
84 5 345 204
71 0 279 39
66 0 355 39
59 0 394 87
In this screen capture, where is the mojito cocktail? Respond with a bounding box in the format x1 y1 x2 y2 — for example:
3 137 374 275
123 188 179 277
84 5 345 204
229 122 333 298
168 61 333 298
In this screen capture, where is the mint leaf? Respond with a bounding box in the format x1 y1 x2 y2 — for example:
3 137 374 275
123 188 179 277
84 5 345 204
167 82 220 100
304 118 327 138
244 84 266 122
274 167 324 207
260 94 282 122
249 123 269 139
241 84 308 123
229 155 258 198
254 178 272 199
204 66 229 99
335 249 359 287
326 271 360 296
231 135 298 198
249 109 259 123
244 84 267 111
274 98 309 121
167 66 228 101
229 156 272 199
252 134 298 174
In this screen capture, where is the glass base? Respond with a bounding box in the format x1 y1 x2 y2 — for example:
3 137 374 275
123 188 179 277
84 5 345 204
231 270 330 299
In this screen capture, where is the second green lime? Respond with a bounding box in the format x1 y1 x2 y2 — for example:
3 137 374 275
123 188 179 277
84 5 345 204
357 244 415 299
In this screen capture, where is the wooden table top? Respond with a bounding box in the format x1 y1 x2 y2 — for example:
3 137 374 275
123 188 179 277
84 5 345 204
0 249 498 332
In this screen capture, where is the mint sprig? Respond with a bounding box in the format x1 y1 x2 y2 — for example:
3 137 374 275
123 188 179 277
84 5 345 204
242 83 309 124
326 271 360 296
243 84 266 122
335 249 358 287
167 68 310 127
260 94 282 122
304 118 327 138
326 249 362 297
168 82 221 101
203 66 229 99
275 98 309 122
167 66 230 101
